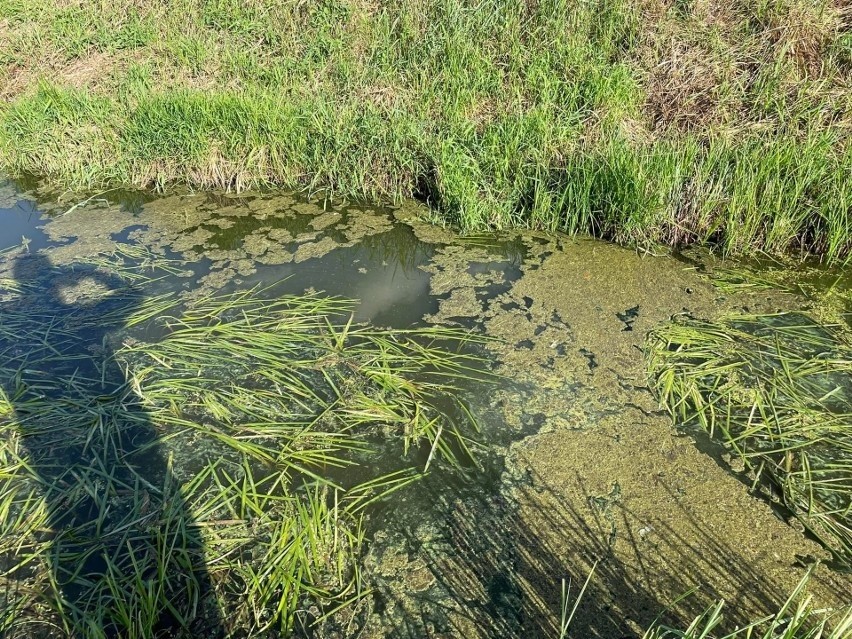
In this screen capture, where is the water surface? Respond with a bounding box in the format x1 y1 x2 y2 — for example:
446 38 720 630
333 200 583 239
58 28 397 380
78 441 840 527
1 177 849 639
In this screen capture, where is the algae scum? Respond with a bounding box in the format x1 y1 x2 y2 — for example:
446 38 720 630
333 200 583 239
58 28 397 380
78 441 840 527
0 179 850 639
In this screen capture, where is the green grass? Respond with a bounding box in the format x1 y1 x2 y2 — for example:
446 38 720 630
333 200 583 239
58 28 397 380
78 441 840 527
120 285 491 474
554 566 852 639
0 1 850 261
710 260 851 326
646 313 852 566
0 248 492 636
641 569 852 639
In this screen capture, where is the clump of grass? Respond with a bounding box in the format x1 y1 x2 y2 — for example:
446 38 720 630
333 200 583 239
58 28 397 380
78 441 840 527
0 251 493 636
0 392 366 637
119 286 490 473
711 261 851 326
184 461 366 635
647 313 852 565
0 384 199 638
0 1 850 261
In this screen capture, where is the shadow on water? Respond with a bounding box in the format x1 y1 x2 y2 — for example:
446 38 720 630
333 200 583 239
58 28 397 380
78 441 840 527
0 253 222 638
372 465 846 639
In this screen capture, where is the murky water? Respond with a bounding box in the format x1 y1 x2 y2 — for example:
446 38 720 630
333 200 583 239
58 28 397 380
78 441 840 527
1 177 850 638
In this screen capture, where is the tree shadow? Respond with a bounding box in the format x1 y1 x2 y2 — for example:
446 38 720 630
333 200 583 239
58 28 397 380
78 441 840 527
0 252 222 638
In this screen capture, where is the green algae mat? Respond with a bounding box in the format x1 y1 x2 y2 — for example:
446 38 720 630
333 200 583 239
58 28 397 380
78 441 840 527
0 180 850 637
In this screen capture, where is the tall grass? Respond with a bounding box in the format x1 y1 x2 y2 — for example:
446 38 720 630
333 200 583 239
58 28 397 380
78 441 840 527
647 313 852 565
0 0 850 261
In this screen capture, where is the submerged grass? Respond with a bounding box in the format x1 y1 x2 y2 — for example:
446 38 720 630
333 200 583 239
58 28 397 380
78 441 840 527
647 313 852 566
0 250 493 636
0 0 850 260
120 285 491 474
710 260 852 327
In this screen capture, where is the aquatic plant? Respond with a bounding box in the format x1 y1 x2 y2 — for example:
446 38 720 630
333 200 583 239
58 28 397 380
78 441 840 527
0 391 366 637
119 286 490 474
0 251 492 636
647 313 852 565
711 264 851 326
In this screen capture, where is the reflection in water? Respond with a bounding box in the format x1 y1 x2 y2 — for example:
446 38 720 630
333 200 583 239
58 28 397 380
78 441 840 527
0 185 528 637
0 254 222 637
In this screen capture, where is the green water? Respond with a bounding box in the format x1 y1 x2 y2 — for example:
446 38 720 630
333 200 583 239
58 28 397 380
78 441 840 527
0 178 536 638
1 177 850 639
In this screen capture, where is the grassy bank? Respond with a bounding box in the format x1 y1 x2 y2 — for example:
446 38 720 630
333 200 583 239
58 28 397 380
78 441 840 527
0 1 851 260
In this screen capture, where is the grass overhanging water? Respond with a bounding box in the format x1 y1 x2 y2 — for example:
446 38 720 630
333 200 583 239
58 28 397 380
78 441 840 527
0 247 494 637
0 232 851 635
0 0 850 261
647 313 852 568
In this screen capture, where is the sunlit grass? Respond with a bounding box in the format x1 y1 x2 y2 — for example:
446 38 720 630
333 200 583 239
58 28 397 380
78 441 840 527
647 313 852 565
641 569 852 639
120 286 491 474
0 251 493 636
0 0 850 261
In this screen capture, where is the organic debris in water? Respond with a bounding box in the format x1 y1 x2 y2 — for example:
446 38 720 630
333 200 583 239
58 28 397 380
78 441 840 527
0 251 493 637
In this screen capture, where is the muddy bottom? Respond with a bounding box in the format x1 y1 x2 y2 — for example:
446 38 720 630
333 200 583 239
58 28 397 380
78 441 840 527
0 179 849 638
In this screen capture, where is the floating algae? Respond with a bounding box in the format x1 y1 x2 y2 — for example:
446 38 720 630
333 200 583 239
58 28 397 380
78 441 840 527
648 312 852 566
0 248 494 637
1 181 851 638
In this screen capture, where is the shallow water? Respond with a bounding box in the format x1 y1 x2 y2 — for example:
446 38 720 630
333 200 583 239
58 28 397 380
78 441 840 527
1 177 850 638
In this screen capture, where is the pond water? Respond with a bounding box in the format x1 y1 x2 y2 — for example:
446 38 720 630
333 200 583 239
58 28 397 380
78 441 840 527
0 178 849 638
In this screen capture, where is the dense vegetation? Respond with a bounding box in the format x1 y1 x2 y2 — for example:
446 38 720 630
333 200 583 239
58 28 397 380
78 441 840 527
0 248 489 637
648 313 852 566
0 1 850 261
